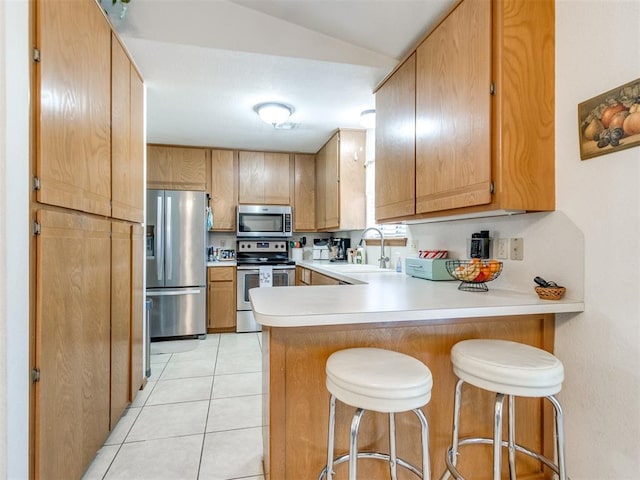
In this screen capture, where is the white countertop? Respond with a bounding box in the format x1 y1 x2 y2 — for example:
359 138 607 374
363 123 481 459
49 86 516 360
249 261 585 328
207 260 237 267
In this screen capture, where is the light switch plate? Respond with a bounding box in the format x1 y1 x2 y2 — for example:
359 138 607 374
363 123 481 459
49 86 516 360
496 238 509 259
510 238 524 261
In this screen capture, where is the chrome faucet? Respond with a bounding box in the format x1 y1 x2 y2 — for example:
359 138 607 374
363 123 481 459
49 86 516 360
357 227 389 269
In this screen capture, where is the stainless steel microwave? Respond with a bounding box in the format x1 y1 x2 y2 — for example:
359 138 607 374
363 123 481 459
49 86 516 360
237 205 293 237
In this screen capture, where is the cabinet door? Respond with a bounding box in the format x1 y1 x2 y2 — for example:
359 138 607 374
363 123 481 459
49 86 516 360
209 149 237 231
35 209 111 480
111 221 131 428
111 36 144 223
37 0 111 217
315 146 327 230
264 153 291 204
311 270 339 286
207 267 236 330
338 130 366 230
239 151 291 205
322 134 339 230
415 0 492 214
131 224 145 398
293 154 316 231
375 54 416 222
147 145 208 190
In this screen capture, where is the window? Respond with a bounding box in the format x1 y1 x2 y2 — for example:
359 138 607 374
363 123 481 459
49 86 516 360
364 131 407 239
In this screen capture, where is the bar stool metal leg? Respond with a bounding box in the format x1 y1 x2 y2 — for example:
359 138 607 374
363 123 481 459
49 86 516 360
325 394 337 480
493 393 505 480
508 395 516 480
413 408 431 480
548 395 567 480
349 408 365 479
389 412 398 480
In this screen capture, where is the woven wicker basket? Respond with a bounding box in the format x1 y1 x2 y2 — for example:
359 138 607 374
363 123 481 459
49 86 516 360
535 286 566 300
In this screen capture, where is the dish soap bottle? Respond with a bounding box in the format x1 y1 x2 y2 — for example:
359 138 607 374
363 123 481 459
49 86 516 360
395 253 402 272
356 246 365 264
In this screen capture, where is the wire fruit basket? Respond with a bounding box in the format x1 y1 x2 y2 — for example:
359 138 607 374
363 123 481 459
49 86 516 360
445 260 503 292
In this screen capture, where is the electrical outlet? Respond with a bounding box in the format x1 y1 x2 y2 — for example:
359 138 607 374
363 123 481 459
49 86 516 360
510 238 524 261
409 239 419 251
496 238 509 259
220 239 226 248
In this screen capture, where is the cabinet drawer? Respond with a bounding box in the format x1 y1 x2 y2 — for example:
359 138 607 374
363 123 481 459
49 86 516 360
208 266 234 282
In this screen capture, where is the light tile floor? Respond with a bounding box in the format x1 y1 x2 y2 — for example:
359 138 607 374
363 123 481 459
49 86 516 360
82 332 265 480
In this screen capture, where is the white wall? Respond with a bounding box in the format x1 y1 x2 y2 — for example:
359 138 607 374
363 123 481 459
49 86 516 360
554 0 640 476
2 0 30 478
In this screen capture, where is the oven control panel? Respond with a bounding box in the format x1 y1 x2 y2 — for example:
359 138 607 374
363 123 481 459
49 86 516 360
237 240 288 252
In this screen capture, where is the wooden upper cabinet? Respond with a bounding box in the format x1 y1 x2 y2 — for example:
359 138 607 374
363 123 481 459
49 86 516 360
36 0 111 217
111 35 144 223
209 149 238 231
238 151 291 205
293 154 316 232
147 145 208 191
316 130 366 231
416 0 492 214
375 0 555 222
375 53 416 222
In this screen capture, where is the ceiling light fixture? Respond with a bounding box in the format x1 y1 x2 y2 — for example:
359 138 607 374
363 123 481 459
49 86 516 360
255 103 293 127
360 109 376 129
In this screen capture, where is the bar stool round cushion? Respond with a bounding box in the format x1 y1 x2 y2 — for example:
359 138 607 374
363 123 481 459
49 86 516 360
451 339 564 397
326 347 433 413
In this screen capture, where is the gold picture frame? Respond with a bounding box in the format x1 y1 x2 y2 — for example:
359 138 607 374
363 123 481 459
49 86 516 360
578 78 640 160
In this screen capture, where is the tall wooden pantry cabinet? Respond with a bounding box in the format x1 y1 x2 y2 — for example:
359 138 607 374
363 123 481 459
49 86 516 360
32 1 145 479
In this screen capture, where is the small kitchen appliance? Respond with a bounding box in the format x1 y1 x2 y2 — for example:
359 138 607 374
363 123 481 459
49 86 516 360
312 239 330 260
329 238 351 262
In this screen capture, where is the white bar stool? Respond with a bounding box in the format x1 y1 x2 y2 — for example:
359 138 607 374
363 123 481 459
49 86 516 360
442 339 567 480
318 347 433 480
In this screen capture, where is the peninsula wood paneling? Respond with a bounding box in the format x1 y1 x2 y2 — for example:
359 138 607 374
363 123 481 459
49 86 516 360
36 0 111 217
35 209 111 480
375 53 416 222
264 315 555 480
415 0 492 214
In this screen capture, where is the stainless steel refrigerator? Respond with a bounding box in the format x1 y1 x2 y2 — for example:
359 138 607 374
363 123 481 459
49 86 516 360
146 190 207 339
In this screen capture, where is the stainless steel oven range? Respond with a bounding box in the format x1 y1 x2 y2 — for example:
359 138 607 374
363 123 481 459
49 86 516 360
236 239 295 333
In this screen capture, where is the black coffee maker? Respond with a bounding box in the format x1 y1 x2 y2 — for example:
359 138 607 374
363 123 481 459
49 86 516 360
329 237 351 262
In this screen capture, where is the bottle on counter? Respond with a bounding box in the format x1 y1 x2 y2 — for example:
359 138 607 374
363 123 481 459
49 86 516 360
356 246 365 264
395 253 402 272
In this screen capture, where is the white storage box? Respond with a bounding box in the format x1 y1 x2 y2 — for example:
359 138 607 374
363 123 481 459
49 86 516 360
405 258 454 281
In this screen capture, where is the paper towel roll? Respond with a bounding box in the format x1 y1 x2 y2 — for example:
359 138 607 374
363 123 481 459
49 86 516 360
291 248 303 262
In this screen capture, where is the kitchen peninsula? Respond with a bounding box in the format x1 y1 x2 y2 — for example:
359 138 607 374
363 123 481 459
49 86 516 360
250 264 584 479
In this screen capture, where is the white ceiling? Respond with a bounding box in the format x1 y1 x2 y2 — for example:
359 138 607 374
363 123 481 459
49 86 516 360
110 0 455 153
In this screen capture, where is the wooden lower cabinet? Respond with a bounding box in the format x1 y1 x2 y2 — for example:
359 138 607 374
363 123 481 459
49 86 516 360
207 266 236 332
35 209 111 480
263 314 555 480
111 222 131 428
130 224 145 398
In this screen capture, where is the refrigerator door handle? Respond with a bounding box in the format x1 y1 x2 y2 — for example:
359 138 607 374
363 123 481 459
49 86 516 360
146 289 203 297
156 195 163 281
166 196 172 280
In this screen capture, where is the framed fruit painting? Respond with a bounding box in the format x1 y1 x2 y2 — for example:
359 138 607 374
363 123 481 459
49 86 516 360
578 77 640 160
